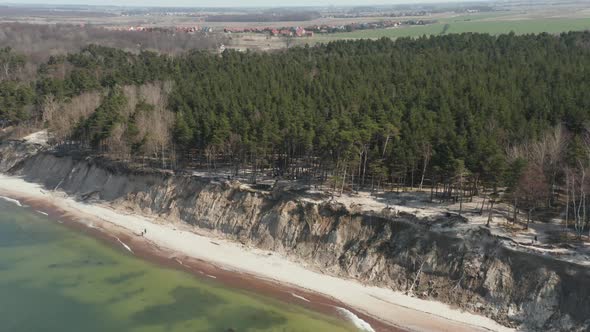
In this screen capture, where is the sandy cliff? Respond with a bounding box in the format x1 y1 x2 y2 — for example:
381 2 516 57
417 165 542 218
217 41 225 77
1 140 589 332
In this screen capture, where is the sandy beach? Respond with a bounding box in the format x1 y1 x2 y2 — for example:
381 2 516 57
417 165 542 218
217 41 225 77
0 173 514 332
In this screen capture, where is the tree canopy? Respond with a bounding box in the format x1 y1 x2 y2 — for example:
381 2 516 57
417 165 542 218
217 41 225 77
4 32 590 189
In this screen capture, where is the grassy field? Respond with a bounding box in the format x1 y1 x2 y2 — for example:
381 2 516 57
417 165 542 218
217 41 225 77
306 15 590 43
446 17 590 35
437 12 516 24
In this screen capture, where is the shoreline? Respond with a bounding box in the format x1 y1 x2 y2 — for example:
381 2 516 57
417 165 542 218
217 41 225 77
0 174 514 332
4 195 393 332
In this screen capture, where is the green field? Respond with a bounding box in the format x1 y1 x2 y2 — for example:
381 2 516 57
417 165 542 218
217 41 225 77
437 11 517 24
445 17 590 35
308 15 590 42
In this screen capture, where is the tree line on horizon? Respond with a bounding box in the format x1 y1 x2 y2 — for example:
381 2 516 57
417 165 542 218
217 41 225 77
1 31 590 234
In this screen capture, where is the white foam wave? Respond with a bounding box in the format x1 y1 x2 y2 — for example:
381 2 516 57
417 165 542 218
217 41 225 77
0 196 22 207
206 274 217 279
335 307 375 332
114 236 134 254
291 293 311 302
36 210 49 216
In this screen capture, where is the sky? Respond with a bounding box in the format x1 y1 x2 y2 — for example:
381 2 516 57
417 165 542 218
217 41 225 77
1 0 483 8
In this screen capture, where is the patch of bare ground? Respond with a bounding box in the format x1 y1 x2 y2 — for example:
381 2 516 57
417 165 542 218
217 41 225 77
297 186 590 267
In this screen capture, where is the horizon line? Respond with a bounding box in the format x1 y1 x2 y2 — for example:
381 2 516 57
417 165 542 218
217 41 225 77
0 1 491 10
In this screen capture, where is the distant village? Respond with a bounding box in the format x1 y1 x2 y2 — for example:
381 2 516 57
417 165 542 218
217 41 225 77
108 19 434 38
237 19 433 36
108 26 214 33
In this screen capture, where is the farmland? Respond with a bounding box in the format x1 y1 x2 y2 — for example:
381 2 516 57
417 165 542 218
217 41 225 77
306 14 590 43
0 1 589 52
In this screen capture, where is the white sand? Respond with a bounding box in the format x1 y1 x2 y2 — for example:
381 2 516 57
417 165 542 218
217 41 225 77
0 174 514 332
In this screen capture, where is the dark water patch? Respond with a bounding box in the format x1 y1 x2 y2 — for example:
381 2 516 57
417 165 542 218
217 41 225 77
0 281 128 332
132 286 225 326
0 257 26 271
211 307 288 331
107 287 146 305
47 258 114 270
105 271 146 285
0 201 62 248
48 278 82 289
0 220 55 248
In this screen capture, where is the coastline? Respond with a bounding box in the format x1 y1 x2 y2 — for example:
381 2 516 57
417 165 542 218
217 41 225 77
0 174 514 332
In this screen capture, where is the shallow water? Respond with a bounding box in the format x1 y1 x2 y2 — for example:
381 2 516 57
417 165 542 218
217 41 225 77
0 199 358 332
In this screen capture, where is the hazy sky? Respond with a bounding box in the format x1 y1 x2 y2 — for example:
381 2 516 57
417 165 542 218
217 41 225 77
1 0 482 7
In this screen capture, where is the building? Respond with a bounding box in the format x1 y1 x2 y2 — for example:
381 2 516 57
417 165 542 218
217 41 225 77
295 26 306 37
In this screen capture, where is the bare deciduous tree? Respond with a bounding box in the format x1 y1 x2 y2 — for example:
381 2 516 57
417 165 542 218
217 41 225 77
131 82 174 168
105 123 130 158
516 164 549 230
43 92 102 143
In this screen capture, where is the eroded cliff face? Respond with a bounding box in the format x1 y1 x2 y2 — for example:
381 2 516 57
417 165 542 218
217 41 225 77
1 142 589 332
0 140 43 172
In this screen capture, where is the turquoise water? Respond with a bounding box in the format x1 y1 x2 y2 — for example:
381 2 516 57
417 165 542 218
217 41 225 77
0 199 357 332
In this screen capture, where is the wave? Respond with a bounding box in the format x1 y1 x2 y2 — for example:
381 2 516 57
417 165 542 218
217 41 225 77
335 307 375 332
113 236 134 254
291 293 311 302
206 274 217 279
0 196 22 207
36 210 49 216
